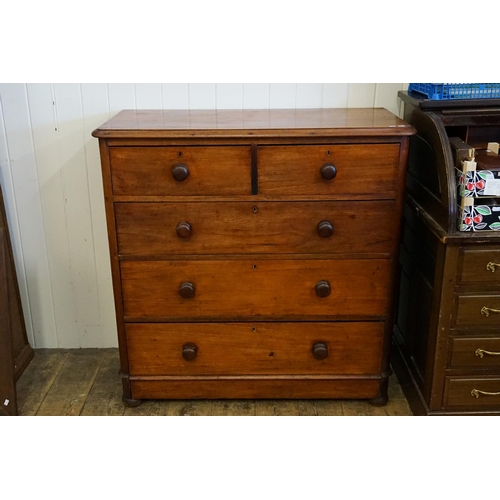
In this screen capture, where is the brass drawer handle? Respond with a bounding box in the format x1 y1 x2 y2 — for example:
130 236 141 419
475 348 500 358
486 262 500 273
480 306 500 317
471 389 500 398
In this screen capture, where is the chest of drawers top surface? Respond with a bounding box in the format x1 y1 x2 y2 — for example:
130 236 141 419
94 108 414 406
92 108 414 139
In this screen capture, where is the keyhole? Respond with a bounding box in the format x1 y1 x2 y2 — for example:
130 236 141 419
253 206 258 213
327 150 330 156
252 264 257 270
252 326 257 332
178 152 182 158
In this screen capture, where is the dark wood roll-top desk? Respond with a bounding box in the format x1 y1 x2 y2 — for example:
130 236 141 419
394 92 500 415
92 108 415 407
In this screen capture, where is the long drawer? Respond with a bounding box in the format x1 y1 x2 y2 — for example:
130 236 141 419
444 377 500 408
120 259 390 321
454 293 500 327
459 246 500 284
115 201 395 256
449 336 500 368
258 144 400 197
126 322 384 376
110 146 252 196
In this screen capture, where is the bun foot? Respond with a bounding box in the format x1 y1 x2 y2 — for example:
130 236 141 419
122 396 143 408
368 395 388 407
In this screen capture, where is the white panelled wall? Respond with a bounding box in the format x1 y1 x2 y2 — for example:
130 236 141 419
0 83 408 348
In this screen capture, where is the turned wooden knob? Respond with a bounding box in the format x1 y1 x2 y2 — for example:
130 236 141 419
182 343 198 361
312 342 328 360
320 163 337 180
315 280 331 298
317 220 334 238
176 222 192 238
179 282 195 299
172 164 189 182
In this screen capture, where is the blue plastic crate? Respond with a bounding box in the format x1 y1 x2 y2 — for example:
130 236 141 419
409 83 500 100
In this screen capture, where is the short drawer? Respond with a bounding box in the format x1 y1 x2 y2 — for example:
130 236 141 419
110 146 251 196
444 377 500 408
126 322 384 376
449 336 500 368
459 247 500 284
258 144 400 197
454 294 500 327
115 200 395 256
120 259 390 321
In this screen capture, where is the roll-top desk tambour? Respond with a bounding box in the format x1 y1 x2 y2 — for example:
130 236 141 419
394 92 500 415
92 108 415 407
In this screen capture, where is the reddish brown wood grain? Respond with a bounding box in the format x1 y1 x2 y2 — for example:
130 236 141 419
258 144 400 197
92 108 416 139
115 200 395 256
126 322 384 376
120 259 390 320
110 146 252 196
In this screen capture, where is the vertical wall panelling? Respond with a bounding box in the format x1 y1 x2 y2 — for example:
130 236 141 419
270 83 297 109
296 83 323 108
375 83 405 116
81 84 117 347
188 84 216 109
347 83 377 108
0 88 35 347
216 84 243 109
135 83 162 109
53 84 102 348
322 84 349 108
161 84 189 109
0 84 56 348
243 84 270 109
107 84 136 115
26 83 78 348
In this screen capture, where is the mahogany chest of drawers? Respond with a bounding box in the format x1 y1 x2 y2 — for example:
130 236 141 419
92 108 414 406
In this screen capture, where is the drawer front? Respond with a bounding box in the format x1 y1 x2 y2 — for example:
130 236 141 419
121 259 390 320
460 247 500 284
110 146 252 196
258 144 400 197
115 201 395 256
445 377 500 408
450 336 500 368
454 294 500 326
126 322 384 376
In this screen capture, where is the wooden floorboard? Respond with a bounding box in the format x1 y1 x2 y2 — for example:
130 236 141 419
15 348 413 416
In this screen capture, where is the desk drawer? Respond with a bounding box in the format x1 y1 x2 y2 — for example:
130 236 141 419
450 336 500 368
258 144 400 197
121 259 390 321
115 201 395 256
454 294 500 326
459 247 500 284
110 146 251 196
445 377 500 408
126 322 384 376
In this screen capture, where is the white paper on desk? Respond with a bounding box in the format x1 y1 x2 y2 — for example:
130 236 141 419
483 179 500 196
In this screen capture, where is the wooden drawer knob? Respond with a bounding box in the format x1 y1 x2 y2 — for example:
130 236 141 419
176 222 192 238
172 164 190 182
182 343 198 361
320 163 337 180
317 220 334 238
179 282 195 299
312 342 328 360
315 280 331 298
